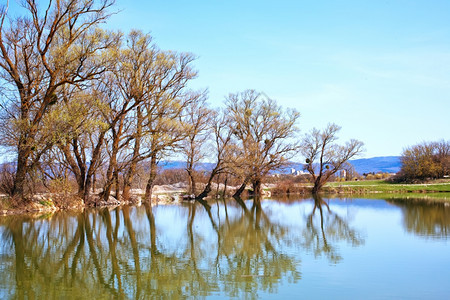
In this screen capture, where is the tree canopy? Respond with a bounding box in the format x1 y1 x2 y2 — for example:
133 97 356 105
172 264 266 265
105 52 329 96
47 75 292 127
397 140 450 182
226 90 300 198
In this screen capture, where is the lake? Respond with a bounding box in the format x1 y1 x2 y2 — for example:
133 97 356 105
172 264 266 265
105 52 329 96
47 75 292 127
1 196 449 299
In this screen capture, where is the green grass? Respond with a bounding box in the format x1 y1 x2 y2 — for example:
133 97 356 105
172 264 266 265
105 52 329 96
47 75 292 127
324 179 450 193
351 192 450 201
327 180 386 187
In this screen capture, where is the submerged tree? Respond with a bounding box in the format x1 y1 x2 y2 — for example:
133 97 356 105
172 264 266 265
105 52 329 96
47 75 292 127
226 90 300 199
301 123 364 194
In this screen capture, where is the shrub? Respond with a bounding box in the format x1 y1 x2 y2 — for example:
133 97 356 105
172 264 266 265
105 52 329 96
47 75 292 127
271 180 307 196
0 164 15 196
153 169 187 185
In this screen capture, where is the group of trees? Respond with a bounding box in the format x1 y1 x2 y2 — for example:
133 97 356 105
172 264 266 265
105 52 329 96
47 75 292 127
0 0 365 205
397 140 450 182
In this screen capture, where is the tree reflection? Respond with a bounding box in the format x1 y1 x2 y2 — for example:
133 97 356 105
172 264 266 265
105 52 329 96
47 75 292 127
0 196 366 298
302 194 364 263
218 197 301 297
391 200 450 238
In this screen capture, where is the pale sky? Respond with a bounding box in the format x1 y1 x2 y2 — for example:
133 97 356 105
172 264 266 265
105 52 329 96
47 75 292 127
7 0 450 158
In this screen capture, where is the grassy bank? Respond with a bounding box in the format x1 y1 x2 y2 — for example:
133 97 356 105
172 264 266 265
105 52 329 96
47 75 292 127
325 191 450 202
324 179 450 194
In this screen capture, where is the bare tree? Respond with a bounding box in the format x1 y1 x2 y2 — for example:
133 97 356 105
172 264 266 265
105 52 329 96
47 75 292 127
180 91 212 195
301 123 364 194
226 90 300 199
194 109 235 200
397 140 450 182
0 0 119 198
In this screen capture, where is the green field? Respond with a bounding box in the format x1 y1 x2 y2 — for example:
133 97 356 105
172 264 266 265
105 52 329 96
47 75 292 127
324 180 450 194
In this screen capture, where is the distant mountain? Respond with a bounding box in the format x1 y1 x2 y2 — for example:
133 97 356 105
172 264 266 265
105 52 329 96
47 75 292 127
348 156 401 174
286 156 401 175
159 160 214 171
159 156 402 175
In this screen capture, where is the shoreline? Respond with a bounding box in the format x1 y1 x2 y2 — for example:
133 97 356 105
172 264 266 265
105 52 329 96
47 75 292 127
2 180 450 217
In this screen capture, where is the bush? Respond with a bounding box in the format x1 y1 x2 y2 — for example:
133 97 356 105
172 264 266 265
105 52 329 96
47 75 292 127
153 169 187 185
0 164 15 196
47 177 76 194
271 180 307 196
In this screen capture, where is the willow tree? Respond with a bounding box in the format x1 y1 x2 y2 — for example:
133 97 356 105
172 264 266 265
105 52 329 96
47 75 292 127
0 0 119 198
226 90 300 199
45 86 109 198
116 33 197 201
301 123 364 194
180 92 212 195
142 88 196 203
116 30 159 201
192 108 235 200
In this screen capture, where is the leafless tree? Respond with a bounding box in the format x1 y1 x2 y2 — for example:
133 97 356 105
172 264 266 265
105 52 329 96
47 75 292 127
301 123 364 194
194 109 235 200
180 91 212 195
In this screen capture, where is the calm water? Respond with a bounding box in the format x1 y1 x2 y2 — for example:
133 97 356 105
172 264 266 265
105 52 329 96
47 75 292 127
0 196 449 299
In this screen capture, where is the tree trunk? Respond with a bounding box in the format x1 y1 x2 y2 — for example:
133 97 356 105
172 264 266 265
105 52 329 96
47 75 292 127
233 177 249 198
12 149 29 198
144 154 157 203
312 177 323 194
186 158 196 195
77 174 86 198
84 174 93 203
195 166 220 200
252 177 263 205
114 168 120 200
122 175 132 200
103 140 120 202
223 175 228 197
92 173 96 193
60 142 85 198
122 106 142 201
195 184 211 201
103 116 124 202
83 131 107 203
252 177 262 197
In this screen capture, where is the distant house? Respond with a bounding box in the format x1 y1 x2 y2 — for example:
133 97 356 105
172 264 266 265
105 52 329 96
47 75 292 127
290 168 308 176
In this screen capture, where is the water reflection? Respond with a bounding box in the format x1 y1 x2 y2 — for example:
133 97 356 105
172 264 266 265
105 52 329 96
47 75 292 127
390 199 450 238
302 195 364 263
6 196 446 298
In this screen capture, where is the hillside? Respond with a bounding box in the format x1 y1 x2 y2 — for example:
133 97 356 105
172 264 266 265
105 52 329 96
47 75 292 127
348 156 401 174
159 156 402 175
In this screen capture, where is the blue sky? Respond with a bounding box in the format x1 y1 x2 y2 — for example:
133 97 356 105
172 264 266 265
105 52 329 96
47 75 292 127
7 0 450 158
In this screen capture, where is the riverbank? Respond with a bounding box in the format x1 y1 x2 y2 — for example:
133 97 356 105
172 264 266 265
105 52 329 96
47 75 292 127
2 180 450 216
0 183 190 216
323 179 450 194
